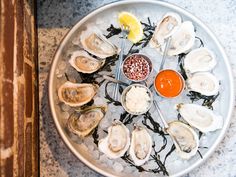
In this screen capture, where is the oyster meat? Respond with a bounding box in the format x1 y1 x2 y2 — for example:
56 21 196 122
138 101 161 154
80 27 119 58
166 21 195 56
58 81 98 107
150 12 181 48
184 48 217 74
129 126 152 166
176 103 223 133
69 50 105 74
167 121 199 159
187 72 220 96
67 106 107 138
98 120 130 159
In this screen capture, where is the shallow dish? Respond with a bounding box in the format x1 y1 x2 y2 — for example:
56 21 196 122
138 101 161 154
121 84 153 115
49 1 234 177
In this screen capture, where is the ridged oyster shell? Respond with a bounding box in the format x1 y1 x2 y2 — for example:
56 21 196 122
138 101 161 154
69 50 105 74
184 48 217 74
167 121 199 159
129 125 152 166
176 103 223 133
98 120 130 159
58 81 98 107
80 27 119 58
186 72 220 96
150 12 181 48
67 106 107 138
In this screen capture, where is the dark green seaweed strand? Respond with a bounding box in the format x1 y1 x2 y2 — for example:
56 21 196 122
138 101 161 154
197 150 203 159
119 111 138 125
121 153 147 172
105 24 121 38
198 131 203 140
92 127 99 146
187 91 219 110
163 144 176 165
104 81 122 106
202 92 219 110
179 62 188 80
142 112 168 153
149 142 169 175
195 36 204 48
64 73 70 81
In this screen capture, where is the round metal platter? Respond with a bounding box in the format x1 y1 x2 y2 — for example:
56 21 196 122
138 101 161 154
48 1 234 176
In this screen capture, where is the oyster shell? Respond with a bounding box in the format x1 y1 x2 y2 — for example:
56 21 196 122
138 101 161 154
58 81 98 107
129 126 152 166
166 21 195 56
184 48 217 74
69 50 105 74
98 120 130 159
150 12 181 48
167 121 199 159
67 106 107 138
176 103 223 133
80 27 119 58
187 72 220 96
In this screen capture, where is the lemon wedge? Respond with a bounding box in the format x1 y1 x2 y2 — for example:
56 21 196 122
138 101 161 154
118 12 143 43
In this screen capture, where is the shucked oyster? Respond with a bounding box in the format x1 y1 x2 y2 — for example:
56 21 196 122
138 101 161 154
80 27 119 58
187 72 219 96
58 81 98 107
69 50 105 74
98 120 130 159
129 125 152 166
167 121 199 159
176 103 223 133
184 48 217 74
67 106 107 138
150 12 181 48
166 21 195 56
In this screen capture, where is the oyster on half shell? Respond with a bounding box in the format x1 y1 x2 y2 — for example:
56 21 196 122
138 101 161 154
58 81 98 107
176 103 223 133
150 12 181 48
129 125 152 166
80 27 119 59
184 48 217 74
166 21 195 56
69 50 105 74
67 106 107 138
98 120 130 159
167 121 199 159
187 72 220 96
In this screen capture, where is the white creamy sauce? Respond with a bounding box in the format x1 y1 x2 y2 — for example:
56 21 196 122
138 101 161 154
125 86 151 113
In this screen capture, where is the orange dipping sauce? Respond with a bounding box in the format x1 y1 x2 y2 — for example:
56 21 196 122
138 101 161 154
154 69 184 98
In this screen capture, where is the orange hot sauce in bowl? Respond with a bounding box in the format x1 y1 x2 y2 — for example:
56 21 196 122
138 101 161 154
154 69 185 98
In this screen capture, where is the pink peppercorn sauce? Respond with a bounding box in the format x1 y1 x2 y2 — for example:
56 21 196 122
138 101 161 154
122 54 151 81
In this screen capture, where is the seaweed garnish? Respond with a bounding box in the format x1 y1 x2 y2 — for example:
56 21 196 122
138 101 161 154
177 53 188 80
64 73 70 81
92 127 99 146
197 150 203 159
104 81 122 106
105 24 121 38
187 91 219 110
119 111 138 125
142 112 168 153
198 131 203 140
121 152 148 172
195 36 204 48
163 144 176 165
149 142 169 175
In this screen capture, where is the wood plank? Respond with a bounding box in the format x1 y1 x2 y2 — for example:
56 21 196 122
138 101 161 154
0 0 38 176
